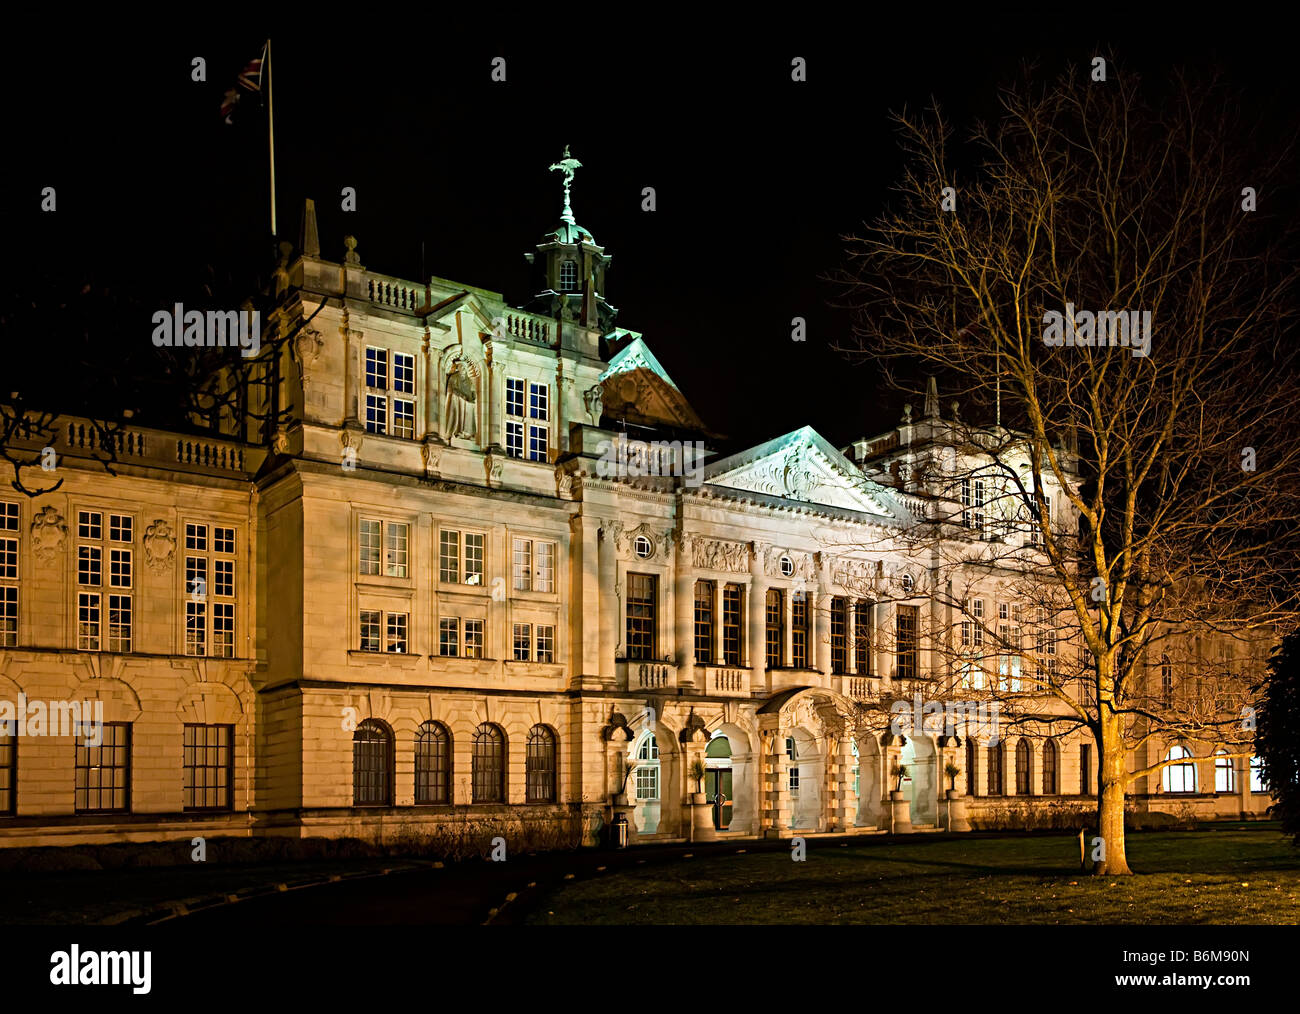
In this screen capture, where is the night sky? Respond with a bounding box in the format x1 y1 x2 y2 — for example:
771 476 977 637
5 17 1293 451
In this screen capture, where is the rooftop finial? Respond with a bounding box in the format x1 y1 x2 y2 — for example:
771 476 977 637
548 145 582 225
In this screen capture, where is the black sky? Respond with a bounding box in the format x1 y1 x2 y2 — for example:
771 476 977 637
5 15 1294 450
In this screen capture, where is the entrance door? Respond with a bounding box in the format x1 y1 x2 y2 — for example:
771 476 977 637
705 768 733 829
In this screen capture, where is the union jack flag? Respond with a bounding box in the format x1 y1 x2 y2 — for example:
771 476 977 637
221 44 267 124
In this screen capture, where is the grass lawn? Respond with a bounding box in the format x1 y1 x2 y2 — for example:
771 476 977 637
525 828 1300 925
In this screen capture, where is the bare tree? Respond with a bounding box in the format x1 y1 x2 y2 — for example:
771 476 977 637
836 62 1300 873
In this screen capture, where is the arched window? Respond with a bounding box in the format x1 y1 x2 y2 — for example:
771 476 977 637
965 736 979 796
1250 756 1268 793
473 723 506 803
851 739 860 797
353 719 393 807
987 740 1004 796
526 725 557 803
1015 739 1032 794
1162 744 1196 793
784 736 796 760
558 260 578 292
1214 751 1236 793
635 732 659 801
415 721 451 805
1041 739 1058 794
1160 657 1173 705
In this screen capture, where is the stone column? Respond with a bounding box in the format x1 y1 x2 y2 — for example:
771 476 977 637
749 544 766 690
674 535 695 688
573 514 602 687
597 521 616 685
813 589 829 675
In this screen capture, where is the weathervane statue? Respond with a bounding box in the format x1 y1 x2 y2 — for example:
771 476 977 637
548 145 582 225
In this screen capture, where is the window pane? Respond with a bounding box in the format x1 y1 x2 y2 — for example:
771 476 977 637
439 530 460 583
359 520 381 575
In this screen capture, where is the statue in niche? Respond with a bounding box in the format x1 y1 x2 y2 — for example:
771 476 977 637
444 359 478 440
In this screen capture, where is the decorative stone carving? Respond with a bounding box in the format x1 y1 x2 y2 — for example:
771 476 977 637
293 326 325 366
30 506 66 563
421 441 441 477
762 546 816 580
143 520 176 573
271 429 290 455
583 384 603 424
609 521 672 560
691 537 750 573
484 452 504 487
602 711 632 742
555 466 575 499
678 709 708 744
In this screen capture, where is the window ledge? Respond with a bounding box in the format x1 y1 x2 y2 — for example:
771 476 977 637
348 651 424 668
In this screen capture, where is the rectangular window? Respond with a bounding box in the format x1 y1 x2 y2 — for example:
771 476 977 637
464 619 484 659
213 558 233 597
988 743 1004 796
214 526 235 554
855 601 871 675
365 347 388 390
765 589 784 669
694 581 714 664
107 594 131 653
506 420 524 458
527 382 549 462
359 519 407 578
183 724 233 812
536 624 555 663
364 349 416 437
512 537 554 592
75 722 130 813
512 537 532 591
185 522 206 551
384 522 408 578
513 622 532 661
626 573 657 661
464 533 484 585
534 541 555 593
360 609 382 652
792 594 809 669
213 603 235 658
385 613 408 653
0 586 15 649
830 597 847 675
366 396 387 435
788 766 800 792
506 378 526 458
394 399 415 439
896 605 919 681
78 510 133 653
186 556 207 600
78 592 101 651
438 617 459 657
723 584 743 665
0 720 14 814
393 352 415 394
1080 743 1092 795
186 601 207 655
439 530 460 583
359 520 381 575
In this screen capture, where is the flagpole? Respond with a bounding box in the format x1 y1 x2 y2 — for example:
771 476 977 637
266 38 277 238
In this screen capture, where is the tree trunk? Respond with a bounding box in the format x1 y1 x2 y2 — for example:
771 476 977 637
1094 706 1133 875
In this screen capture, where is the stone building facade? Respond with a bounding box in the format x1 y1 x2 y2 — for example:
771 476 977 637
0 168 1273 848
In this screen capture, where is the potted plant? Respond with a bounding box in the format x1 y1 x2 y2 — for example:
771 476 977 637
614 759 637 806
944 762 961 794
892 762 909 794
689 759 708 804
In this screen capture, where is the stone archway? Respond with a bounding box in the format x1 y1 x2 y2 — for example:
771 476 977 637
900 734 939 826
757 686 858 835
711 722 756 834
855 733 883 828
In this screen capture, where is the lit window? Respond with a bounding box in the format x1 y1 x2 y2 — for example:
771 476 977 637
1162 745 1196 793
183 724 233 812
1250 756 1268 793
1214 751 1236 793
465 619 484 659
558 260 578 291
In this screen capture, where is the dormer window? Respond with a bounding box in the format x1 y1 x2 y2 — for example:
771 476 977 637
558 260 578 292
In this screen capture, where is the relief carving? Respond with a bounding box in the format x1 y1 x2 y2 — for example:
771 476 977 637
143 520 176 573
30 506 66 563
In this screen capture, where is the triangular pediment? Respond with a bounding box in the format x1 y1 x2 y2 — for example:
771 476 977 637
705 427 908 519
599 336 705 431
